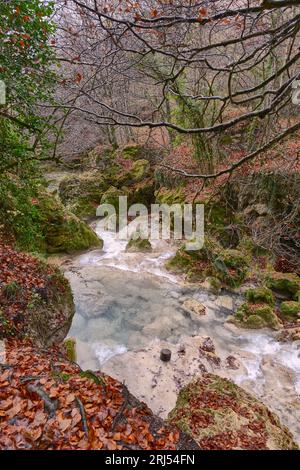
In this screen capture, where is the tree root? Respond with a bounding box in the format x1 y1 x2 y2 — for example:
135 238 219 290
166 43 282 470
27 384 58 417
75 396 89 437
111 384 129 432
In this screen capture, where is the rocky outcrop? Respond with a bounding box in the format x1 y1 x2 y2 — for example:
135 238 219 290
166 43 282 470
57 147 155 220
168 374 298 450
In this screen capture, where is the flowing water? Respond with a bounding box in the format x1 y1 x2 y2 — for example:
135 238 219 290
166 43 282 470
59 223 300 444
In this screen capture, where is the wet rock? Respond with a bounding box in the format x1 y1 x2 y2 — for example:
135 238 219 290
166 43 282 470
182 299 206 316
277 327 300 342
200 337 215 353
225 355 240 370
216 295 234 311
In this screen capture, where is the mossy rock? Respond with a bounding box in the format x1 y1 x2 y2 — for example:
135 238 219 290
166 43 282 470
168 374 298 450
37 193 102 254
166 239 249 288
235 303 281 330
266 272 300 299
212 248 249 288
126 236 152 253
245 287 275 306
100 186 126 213
63 338 77 362
58 172 109 219
245 314 265 329
280 301 300 321
122 159 151 186
131 179 155 207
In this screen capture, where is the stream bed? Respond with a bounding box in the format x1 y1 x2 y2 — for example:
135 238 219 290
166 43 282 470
57 224 300 445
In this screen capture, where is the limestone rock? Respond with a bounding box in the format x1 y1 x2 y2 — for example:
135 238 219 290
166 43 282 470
182 299 206 316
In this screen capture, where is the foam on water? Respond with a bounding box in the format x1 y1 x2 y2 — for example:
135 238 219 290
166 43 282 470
93 343 127 366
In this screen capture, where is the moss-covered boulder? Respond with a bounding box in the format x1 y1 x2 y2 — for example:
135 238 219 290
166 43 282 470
37 193 102 254
115 159 151 188
280 301 300 321
235 303 281 330
214 249 249 288
126 235 152 253
166 238 249 287
168 374 298 450
245 287 274 306
131 179 155 207
58 172 108 219
100 186 126 213
266 272 300 299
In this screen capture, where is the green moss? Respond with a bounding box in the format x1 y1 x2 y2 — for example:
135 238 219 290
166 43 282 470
80 370 105 385
266 272 300 299
235 303 281 330
245 287 275 306
126 236 152 253
245 314 265 329
64 338 77 362
100 186 125 213
212 248 249 288
120 159 151 186
59 172 108 219
122 144 145 160
280 301 300 320
166 239 249 288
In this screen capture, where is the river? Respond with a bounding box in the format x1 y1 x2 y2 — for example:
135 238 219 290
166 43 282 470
56 221 300 444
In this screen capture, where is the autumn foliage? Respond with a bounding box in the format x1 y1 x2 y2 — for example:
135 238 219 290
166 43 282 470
0 341 196 450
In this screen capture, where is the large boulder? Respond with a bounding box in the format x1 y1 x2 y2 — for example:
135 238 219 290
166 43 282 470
266 272 300 300
37 193 102 254
168 374 298 450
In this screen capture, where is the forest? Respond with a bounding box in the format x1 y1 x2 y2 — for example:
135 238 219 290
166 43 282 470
0 0 300 453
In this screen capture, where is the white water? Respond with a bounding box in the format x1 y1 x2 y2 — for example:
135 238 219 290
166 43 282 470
63 227 300 444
